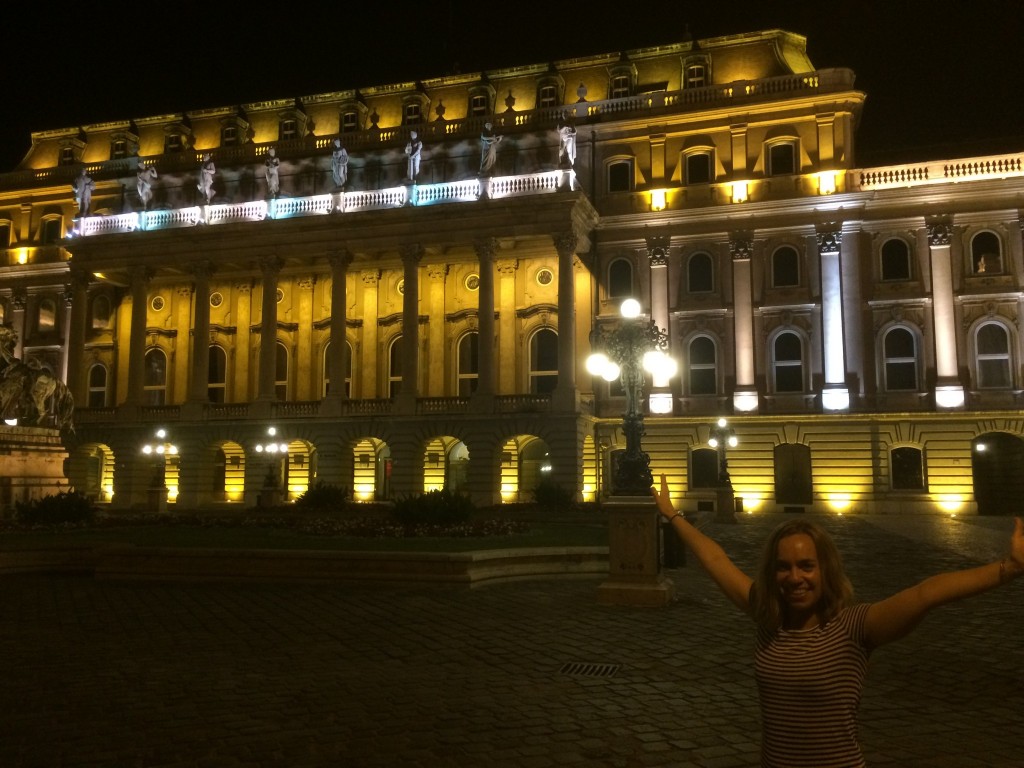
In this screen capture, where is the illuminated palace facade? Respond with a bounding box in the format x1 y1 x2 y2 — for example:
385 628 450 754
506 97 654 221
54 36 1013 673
2 28 1024 515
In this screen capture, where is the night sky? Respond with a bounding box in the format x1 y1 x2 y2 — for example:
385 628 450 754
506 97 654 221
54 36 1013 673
4 2 1021 172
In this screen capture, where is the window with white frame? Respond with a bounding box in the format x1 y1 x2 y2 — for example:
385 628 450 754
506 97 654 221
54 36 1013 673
208 345 227 403
111 139 128 159
164 133 184 153
388 335 403 398
59 146 76 166
767 141 797 176
87 364 108 408
322 340 353 397
881 238 912 281
275 342 289 400
684 62 707 88
279 119 298 141
144 348 167 405
891 446 925 490
469 93 489 117
688 336 717 395
610 73 631 99
221 125 239 147
685 150 713 184
771 246 800 288
607 159 633 193
772 331 804 392
341 111 359 133
529 328 558 394
975 322 1012 388
687 252 714 293
971 231 1003 274
537 83 558 109
608 258 633 299
882 327 918 391
458 332 479 396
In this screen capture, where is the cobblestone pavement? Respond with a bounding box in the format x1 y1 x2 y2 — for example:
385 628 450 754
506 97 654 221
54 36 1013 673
1 513 1021 767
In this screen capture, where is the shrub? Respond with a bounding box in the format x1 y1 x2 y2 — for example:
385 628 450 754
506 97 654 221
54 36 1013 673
391 488 475 526
531 478 576 511
13 490 97 526
295 481 350 513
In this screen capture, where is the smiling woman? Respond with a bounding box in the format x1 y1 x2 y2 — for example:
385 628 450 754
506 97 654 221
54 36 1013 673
652 474 1024 768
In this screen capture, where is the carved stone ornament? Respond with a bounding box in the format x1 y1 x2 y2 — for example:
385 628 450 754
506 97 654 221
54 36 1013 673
730 238 753 260
647 247 669 267
816 231 842 256
928 223 953 247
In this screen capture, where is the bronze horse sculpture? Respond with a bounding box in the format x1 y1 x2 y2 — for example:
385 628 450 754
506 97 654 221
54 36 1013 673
0 327 75 432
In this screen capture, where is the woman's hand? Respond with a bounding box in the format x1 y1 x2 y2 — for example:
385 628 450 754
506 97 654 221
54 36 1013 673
651 474 677 521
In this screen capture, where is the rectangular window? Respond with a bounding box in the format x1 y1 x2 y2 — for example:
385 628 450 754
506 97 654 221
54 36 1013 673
403 103 421 125
686 152 712 184
280 119 298 140
41 219 62 245
538 84 557 108
111 140 128 159
891 447 925 490
59 147 75 166
222 126 238 146
165 134 183 153
610 75 630 99
607 161 633 193
685 65 706 88
769 143 796 176
341 111 358 133
470 94 488 116
0 221 10 247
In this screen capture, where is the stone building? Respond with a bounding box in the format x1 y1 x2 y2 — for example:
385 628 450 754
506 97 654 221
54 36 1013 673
1 28 1022 515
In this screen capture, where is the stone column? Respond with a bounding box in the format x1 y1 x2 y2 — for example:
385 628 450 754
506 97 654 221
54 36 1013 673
426 263 447 396
360 270 380 398
187 261 213 404
296 275 317 401
730 123 748 176
553 232 577 408
233 282 253 402
927 222 965 408
124 266 152 406
474 238 498 397
817 229 849 411
9 289 26 359
65 268 90 401
645 237 672 406
396 243 423 411
730 237 758 412
326 251 352 400
257 255 283 402
496 258 518 394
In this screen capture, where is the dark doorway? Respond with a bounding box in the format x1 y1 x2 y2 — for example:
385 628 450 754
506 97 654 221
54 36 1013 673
774 443 813 505
971 432 1024 515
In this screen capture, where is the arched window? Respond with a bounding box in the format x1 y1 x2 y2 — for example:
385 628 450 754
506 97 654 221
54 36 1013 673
767 141 797 176
91 295 112 330
607 160 634 193
322 340 353 397
275 342 289 400
685 151 713 184
529 328 558 394
881 239 912 281
388 335 403 398
771 246 800 288
608 259 633 299
208 345 227 403
971 231 1003 274
975 322 1011 388
87 364 107 408
688 336 717 395
891 446 925 490
772 332 804 392
143 348 167 405
687 252 714 293
38 297 57 332
458 332 479 396
882 327 918 391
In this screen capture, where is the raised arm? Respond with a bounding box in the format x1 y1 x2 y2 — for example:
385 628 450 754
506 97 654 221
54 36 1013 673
652 474 753 613
865 516 1024 648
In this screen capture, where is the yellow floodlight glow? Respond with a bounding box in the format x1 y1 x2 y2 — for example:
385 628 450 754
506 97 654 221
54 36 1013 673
817 171 838 195
650 189 667 211
17 249 29 265
731 181 749 203
827 493 853 513
935 494 965 514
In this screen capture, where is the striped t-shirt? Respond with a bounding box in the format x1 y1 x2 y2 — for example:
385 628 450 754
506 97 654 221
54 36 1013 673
754 603 872 768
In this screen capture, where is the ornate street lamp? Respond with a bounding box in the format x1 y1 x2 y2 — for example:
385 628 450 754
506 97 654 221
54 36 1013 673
708 417 738 486
587 299 677 495
708 417 739 522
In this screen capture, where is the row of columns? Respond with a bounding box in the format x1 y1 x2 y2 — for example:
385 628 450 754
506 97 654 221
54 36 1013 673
69 232 584 409
641 221 965 411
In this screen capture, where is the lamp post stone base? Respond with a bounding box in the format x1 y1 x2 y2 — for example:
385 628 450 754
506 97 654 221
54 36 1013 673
715 486 738 524
597 495 675 608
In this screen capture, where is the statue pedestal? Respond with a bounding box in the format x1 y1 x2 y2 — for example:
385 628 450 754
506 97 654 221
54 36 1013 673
0 425 70 517
597 495 675 607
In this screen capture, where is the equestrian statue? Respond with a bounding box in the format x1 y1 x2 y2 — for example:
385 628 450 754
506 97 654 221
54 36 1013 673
0 326 75 432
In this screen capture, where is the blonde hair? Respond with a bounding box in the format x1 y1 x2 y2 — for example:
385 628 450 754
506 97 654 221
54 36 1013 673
750 519 855 631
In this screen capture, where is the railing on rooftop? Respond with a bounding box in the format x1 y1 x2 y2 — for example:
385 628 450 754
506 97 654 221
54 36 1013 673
71 170 572 237
854 153 1024 191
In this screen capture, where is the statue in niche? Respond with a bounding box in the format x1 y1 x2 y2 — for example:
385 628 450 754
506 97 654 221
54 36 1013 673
264 147 280 198
71 168 95 217
331 138 349 188
405 130 422 183
479 122 503 175
136 163 158 210
197 153 216 204
556 113 577 168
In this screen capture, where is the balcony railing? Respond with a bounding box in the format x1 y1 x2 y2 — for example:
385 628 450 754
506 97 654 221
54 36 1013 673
854 153 1024 191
